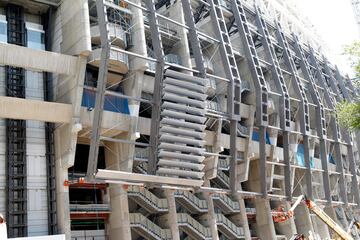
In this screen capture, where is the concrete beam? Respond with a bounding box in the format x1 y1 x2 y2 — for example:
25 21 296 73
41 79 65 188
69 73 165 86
0 96 72 123
96 169 204 187
0 42 79 75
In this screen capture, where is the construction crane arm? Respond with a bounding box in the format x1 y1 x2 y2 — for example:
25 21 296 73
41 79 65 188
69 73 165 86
273 195 354 240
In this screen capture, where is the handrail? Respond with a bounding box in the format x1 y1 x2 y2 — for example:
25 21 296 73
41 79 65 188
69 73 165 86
212 194 240 212
130 213 172 239
174 190 208 212
216 213 244 237
128 185 168 211
177 213 212 239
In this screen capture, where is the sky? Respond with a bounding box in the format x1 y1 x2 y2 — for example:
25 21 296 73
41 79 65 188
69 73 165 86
294 0 359 76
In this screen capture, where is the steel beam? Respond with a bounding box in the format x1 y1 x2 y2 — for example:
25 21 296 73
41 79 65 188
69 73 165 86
275 22 313 199
86 0 111 181
207 0 242 193
255 7 292 201
145 0 165 174
308 48 347 205
292 36 331 204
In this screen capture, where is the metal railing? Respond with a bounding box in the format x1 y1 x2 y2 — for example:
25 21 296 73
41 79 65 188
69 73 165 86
130 213 172 239
128 185 169 211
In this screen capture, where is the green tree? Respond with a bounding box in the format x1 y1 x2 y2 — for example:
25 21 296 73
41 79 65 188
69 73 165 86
336 41 360 130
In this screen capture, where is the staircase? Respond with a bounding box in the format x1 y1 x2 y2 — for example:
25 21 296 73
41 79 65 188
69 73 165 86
130 213 172 240
216 214 245 239
134 161 148 174
212 170 230 189
212 194 240 214
174 190 208 213
127 185 168 213
177 213 212 240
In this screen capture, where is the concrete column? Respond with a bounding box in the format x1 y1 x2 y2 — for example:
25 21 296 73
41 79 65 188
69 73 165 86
104 142 132 240
255 198 277 239
247 161 276 239
273 202 297 238
55 131 71 240
199 181 218 240
229 195 252 239
54 56 87 240
294 203 314 237
312 214 331 240
167 0 192 70
158 189 180 240
55 120 82 240
127 0 147 107
324 204 338 238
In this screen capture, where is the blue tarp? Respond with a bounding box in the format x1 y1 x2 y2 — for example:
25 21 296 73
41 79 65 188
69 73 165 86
252 130 272 144
296 144 336 167
328 154 335 164
82 89 130 114
296 144 314 168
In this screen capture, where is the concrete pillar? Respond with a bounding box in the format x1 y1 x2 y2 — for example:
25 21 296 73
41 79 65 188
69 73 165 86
167 0 192 70
273 202 297 238
54 56 87 240
247 160 276 239
229 194 252 239
55 120 82 240
294 203 314 237
199 181 219 240
323 204 339 239
255 198 277 239
55 137 71 240
127 0 147 106
158 189 180 240
312 214 331 240
128 0 147 72
104 142 132 240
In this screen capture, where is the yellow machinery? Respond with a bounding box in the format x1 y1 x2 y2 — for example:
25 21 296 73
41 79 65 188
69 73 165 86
273 195 359 240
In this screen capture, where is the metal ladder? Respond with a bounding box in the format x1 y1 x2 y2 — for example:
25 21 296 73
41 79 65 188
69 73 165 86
292 35 331 203
6 4 27 237
254 7 293 199
207 0 242 192
230 0 269 197
275 22 314 199
308 48 348 205
323 59 360 207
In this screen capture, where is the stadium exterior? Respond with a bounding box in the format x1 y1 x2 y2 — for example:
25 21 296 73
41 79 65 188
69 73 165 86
0 0 359 239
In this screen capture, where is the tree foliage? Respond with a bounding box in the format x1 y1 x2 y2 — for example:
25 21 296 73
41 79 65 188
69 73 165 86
336 42 360 130
336 101 360 130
